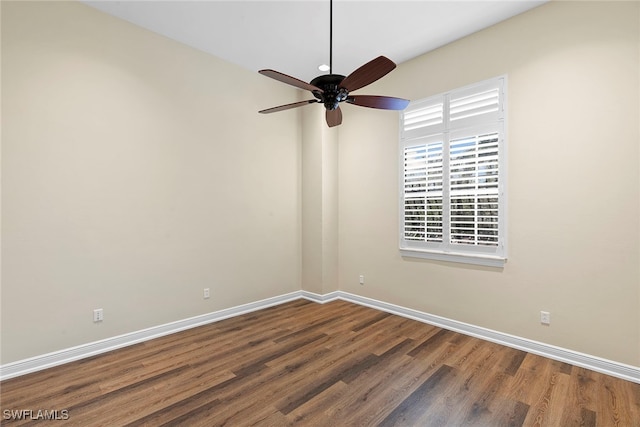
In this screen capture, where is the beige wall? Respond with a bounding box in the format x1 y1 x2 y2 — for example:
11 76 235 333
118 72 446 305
338 1 640 366
1 1 301 363
301 107 339 295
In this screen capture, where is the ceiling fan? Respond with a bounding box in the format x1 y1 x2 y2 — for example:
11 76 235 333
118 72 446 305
258 0 409 128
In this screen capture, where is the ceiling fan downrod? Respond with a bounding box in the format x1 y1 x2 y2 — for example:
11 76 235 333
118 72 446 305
329 0 332 74
310 0 349 111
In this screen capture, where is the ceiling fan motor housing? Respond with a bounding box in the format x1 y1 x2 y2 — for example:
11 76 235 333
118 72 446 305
310 74 348 111
258 55 408 127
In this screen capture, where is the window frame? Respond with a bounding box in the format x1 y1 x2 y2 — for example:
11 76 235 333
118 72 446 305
399 76 508 268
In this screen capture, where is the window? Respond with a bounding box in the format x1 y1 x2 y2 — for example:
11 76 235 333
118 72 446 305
400 77 507 267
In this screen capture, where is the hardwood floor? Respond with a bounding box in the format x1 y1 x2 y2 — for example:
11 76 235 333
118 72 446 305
1 299 639 426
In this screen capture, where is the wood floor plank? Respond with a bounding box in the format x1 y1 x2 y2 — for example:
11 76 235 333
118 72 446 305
557 367 596 426
421 340 509 426
521 368 571 426
340 342 466 425
500 347 529 377
1 300 638 426
378 364 457 426
321 352 422 424
286 380 349 426
594 372 638 427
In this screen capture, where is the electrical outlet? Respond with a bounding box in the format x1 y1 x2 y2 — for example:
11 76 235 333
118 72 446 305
93 308 104 323
203 288 210 299
359 275 365 285
540 311 551 325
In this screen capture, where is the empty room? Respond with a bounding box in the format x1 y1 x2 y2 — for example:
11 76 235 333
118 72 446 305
1 0 639 425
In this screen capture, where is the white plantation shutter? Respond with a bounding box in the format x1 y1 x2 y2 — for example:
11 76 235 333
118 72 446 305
403 145 427 241
449 131 500 246
402 98 445 138
450 81 501 126
403 140 443 242
400 77 507 266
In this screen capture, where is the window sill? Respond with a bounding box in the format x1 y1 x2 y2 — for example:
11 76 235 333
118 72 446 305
400 248 506 268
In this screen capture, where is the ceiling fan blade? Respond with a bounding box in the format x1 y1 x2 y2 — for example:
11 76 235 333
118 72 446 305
259 99 318 114
347 95 410 110
259 69 323 93
326 107 342 127
339 56 396 93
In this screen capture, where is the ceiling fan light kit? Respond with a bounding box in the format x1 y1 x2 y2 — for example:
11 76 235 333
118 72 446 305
258 0 409 127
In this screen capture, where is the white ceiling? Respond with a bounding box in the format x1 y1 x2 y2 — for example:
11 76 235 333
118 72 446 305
84 0 546 83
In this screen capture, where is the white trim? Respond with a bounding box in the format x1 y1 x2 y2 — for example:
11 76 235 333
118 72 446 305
400 248 506 268
0 291 303 381
336 291 640 384
399 76 508 267
300 290 341 304
2 290 638 384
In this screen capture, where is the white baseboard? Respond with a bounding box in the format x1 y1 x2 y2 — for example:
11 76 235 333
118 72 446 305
335 291 640 384
0 291 303 381
2 290 638 384
300 290 341 304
